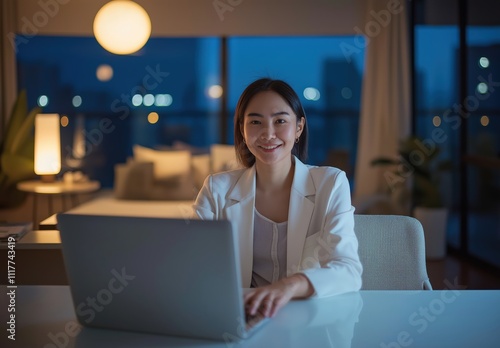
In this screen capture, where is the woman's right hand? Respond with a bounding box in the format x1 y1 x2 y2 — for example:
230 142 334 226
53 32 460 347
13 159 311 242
244 273 314 318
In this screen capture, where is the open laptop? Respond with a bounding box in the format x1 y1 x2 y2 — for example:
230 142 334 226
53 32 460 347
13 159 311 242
57 213 267 342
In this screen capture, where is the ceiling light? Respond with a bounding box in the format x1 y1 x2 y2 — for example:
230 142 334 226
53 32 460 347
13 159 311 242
93 1 151 55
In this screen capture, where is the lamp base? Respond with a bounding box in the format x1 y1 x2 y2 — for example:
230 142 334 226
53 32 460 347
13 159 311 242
40 174 56 183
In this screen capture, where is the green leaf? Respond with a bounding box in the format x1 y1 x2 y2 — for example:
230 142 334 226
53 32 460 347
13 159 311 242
0 91 39 208
9 105 40 155
0 171 8 189
17 134 34 160
414 174 442 208
2 90 28 153
373 135 452 209
0 152 35 186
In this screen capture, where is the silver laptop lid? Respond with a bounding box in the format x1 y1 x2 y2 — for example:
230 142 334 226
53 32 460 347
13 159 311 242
58 213 246 341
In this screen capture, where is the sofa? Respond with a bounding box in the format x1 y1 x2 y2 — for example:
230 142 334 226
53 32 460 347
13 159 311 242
114 143 241 201
65 143 241 218
66 143 400 220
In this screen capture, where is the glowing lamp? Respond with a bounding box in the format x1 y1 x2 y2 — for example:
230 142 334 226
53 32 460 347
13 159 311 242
34 114 61 182
93 0 151 55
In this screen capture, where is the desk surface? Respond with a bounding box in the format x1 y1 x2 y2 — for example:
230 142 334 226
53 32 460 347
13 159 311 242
3 286 499 347
19 230 61 249
0 230 61 250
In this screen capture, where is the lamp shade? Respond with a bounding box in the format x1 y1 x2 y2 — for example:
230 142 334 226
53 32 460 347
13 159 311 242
93 0 151 55
34 114 61 176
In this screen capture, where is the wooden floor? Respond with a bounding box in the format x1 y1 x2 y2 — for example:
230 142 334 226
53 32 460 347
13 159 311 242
426 252 500 290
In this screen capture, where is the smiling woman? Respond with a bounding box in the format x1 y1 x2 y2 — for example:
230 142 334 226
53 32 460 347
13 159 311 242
234 79 307 169
242 97 303 169
194 78 363 319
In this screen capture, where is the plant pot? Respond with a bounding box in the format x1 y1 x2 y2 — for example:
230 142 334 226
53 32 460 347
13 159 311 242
413 206 448 260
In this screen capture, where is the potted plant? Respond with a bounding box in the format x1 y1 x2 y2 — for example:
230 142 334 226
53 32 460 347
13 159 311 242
371 136 452 259
0 91 41 208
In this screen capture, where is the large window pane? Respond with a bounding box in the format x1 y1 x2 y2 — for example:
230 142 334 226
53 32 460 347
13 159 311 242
466 26 500 268
415 26 460 248
415 0 500 270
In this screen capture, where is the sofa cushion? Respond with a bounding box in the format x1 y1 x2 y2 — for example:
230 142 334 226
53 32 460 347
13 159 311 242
115 157 196 201
133 145 191 181
115 144 243 201
114 161 155 200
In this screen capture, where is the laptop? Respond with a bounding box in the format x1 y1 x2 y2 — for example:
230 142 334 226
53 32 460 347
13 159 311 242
57 213 267 342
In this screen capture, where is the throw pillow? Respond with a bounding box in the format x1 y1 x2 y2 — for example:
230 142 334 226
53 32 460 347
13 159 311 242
133 145 191 181
114 161 154 200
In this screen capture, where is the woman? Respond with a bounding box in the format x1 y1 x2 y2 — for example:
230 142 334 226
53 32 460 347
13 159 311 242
194 78 362 318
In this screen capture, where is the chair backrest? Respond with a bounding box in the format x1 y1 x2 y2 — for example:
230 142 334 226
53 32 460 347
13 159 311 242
354 214 432 290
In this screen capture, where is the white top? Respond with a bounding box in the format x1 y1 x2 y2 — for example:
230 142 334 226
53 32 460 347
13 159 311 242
251 209 288 287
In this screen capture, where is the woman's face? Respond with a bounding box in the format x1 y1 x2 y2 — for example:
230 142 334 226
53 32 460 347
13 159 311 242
241 91 304 167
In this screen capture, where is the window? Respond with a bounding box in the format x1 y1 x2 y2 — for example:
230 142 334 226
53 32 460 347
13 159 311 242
414 0 500 268
16 35 365 188
17 37 220 187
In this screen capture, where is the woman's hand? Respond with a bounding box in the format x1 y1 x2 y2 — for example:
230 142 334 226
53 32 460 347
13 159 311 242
244 274 315 318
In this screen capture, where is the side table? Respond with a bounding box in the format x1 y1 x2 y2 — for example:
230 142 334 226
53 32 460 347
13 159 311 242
17 180 100 228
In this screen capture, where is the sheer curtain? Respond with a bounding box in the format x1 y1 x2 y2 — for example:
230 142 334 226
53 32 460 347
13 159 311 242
0 0 18 136
353 0 411 210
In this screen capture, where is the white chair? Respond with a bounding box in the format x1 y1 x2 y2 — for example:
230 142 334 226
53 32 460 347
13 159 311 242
354 214 433 290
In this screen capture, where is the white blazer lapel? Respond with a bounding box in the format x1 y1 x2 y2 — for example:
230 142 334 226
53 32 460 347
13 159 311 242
226 167 256 287
287 158 315 276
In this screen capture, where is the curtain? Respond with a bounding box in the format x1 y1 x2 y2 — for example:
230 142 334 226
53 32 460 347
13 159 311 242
0 0 18 138
353 0 411 204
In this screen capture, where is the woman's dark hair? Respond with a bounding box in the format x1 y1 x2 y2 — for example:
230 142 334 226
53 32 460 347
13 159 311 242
234 78 308 168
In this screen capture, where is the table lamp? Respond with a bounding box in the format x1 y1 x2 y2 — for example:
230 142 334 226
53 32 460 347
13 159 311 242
34 114 61 182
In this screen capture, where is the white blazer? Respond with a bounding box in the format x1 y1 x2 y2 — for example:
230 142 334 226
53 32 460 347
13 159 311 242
193 157 362 297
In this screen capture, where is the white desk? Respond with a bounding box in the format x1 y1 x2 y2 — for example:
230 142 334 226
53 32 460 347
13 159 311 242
2 286 499 347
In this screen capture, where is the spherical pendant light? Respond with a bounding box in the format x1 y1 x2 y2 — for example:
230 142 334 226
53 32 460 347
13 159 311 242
93 1 151 55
